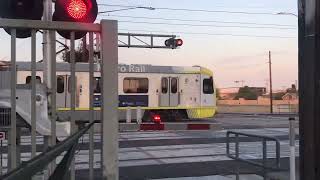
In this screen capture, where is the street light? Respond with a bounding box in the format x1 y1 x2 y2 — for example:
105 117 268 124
276 12 298 17
99 6 155 14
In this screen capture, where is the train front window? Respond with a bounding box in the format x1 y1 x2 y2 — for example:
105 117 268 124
123 78 149 93
57 76 64 93
203 77 214 94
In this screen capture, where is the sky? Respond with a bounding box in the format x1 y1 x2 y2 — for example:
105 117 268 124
0 0 298 90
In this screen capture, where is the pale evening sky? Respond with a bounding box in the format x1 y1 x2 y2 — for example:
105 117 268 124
0 0 297 89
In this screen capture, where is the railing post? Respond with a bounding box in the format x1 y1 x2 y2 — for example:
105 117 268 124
88 32 95 180
289 117 296 180
235 134 239 159
9 29 17 170
136 107 142 124
262 139 267 180
262 139 267 167
70 31 76 180
226 132 230 156
101 20 119 180
126 108 132 123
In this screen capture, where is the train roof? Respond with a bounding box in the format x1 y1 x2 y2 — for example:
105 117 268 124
15 62 213 76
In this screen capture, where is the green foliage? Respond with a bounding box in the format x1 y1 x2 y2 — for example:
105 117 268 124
273 92 286 100
234 86 258 100
62 48 89 63
216 88 221 100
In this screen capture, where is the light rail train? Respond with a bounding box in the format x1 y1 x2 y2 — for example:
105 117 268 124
15 62 217 121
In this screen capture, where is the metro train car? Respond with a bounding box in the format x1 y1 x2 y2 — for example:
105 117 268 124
16 62 217 121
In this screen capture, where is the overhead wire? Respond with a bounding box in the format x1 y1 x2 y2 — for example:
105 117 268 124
115 20 296 30
118 28 296 39
100 15 296 27
98 3 284 16
97 4 297 39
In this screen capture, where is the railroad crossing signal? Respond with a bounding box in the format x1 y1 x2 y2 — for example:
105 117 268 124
0 0 44 38
0 0 98 39
53 0 98 39
165 38 183 48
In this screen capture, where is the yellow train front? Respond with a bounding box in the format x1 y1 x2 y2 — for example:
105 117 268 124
16 62 217 122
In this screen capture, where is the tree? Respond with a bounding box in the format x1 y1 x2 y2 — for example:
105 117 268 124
62 47 89 63
234 86 258 100
216 88 221 100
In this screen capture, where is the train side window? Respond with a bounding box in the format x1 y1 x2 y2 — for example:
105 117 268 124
94 77 101 93
57 76 64 93
26 76 41 84
123 78 148 93
171 78 178 94
203 77 214 94
161 78 168 94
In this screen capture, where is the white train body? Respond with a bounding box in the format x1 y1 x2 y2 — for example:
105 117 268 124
16 62 217 121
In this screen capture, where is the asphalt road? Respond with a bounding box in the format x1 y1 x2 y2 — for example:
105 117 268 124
214 113 299 129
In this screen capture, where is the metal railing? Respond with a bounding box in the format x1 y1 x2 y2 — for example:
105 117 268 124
226 131 281 170
0 121 95 180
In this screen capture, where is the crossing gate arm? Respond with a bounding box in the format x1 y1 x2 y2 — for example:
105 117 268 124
0 122 95 180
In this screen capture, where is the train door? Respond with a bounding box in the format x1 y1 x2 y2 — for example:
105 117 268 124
56 75 76 108
170 77 179 106
159 77 179 106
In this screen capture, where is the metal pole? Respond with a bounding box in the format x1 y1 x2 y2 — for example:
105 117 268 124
43 0 54 175
126 108 132 123
70 31 76 180
235 134 239 158
89 32 95 180
0 140 2 175
289 117 296 180
136 107 142 124
262 139 267 180
31 30 37 159
101 20 119 180
49 28 57 172
269 51 273 114
10 29 17 170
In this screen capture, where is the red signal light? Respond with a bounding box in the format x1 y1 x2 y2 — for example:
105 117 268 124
67 0 87 19
165 38 183 48
176 39 183 46
153 115 161 123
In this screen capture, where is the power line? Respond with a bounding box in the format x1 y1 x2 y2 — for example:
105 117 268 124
118 28 296 39
115 20 296 30
98 4 282 16
99 3 272 10
100 14 296 27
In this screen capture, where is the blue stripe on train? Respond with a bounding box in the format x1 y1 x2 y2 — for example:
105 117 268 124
93 95 148 107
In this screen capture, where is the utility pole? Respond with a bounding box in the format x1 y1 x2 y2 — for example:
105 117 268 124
298 0 320 179
268 51 273 114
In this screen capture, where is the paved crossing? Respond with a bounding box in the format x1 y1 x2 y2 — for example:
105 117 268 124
0 128 298 179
